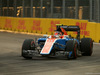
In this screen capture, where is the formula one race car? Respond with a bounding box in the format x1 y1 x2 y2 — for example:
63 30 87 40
21 24 93 59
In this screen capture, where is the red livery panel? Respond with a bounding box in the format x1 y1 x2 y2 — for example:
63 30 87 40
40 38 56 54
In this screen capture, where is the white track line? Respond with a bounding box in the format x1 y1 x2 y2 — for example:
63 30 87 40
93 42 100 45
0 29 45 36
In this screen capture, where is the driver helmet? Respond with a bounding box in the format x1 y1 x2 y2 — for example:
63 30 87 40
54 31 62 37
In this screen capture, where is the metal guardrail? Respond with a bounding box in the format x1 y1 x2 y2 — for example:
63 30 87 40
1 0 100 22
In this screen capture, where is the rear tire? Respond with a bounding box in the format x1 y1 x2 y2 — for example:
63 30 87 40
81 38 93 56
22 39 35 59
66 40 78 59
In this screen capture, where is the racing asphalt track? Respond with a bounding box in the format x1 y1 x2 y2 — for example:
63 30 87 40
0 31 100 75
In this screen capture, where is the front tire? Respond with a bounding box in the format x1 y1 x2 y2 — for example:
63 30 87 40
22 39 35 59
66 40 78 59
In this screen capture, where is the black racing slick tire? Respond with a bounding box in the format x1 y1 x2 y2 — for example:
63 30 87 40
22 39 35 59
81 38 93 56
66 40 78 59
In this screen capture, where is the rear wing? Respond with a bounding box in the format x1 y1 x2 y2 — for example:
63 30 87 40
56 24 80 40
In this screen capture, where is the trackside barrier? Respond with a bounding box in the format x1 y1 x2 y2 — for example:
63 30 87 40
0 16 100 43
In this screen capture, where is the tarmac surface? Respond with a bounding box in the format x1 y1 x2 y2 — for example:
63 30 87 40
0 32 100 75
